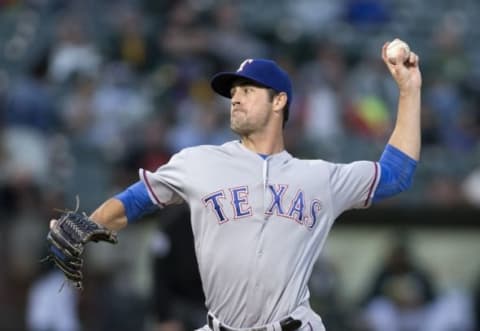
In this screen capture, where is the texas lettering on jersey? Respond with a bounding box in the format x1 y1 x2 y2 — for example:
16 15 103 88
202 184 322 230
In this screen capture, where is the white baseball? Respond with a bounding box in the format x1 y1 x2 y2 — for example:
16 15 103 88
386 39 410 64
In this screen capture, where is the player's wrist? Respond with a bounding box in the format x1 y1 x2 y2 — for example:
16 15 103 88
398 86 421 98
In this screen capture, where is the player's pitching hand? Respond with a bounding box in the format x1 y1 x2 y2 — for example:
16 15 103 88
382 40 421 93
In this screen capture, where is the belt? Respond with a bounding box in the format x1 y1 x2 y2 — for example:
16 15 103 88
207 314 302 331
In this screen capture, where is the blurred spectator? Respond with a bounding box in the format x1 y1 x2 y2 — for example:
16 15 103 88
104 4 157 73
48 14 101 84
425 175 467 207
132 116 172 172
419 105 441 147
284 0 343 35
427 13 470 84
343 0 391 28
309 257 349 330
78 267 148 331
297 41 346 159
158 1 210 60
207 2 268 67
0 127 50 189
360 234 436 331
60 73 97 140
424 79 476 152
462 168 480 207
4 54 58 134
26 267 80 331
0 177 57 330
423 288 475 331
422 13 477 154
81 62 153 160
150 204 206 331
112 114 173 189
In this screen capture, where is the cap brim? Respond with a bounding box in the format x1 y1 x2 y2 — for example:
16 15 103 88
210 72 268 99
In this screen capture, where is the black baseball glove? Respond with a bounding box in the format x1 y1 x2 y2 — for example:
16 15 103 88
45 209 118 289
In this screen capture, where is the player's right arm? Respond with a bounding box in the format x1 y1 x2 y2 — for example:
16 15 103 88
382 40 422 161
371 41 422 203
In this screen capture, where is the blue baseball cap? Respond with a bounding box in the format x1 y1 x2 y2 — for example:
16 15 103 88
211 59 293 120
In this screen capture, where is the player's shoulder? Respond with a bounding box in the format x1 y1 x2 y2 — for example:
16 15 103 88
293 156 373 167
290 157 376 175
290 157 334 169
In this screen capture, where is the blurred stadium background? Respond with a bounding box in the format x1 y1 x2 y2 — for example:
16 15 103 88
0 0 479 330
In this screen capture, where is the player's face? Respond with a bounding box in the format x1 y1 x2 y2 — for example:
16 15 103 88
229 81 274 135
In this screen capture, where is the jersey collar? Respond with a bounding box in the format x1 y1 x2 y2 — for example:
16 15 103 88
226 140 293 164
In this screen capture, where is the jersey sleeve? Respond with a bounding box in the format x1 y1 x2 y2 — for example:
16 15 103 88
329 160 380 215
139 149 189 207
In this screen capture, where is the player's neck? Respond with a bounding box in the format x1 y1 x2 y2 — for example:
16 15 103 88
240 133 285 155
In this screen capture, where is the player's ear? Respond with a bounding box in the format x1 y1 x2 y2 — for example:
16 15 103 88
272 92 288 112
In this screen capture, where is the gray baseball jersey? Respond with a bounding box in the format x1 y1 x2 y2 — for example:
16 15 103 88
140 140 380 328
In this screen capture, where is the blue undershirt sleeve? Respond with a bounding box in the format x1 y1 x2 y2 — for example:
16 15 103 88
372 144 418 203
114 181 158 223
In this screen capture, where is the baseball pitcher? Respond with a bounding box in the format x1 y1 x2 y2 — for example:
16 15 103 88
46 40 422 331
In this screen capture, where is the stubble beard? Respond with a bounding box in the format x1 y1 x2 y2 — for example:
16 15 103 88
230 112 269 136
230 115 253 136
230 105 273 136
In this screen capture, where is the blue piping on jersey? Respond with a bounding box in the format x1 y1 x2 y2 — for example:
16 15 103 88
372 144 417 202
114 181 157 223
